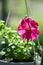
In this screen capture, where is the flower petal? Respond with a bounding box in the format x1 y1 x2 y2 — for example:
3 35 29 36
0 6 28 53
22 33 26 40
21 18 28 29
26 30 32 40
31 20 38 27
26 17 32 25
31 27 40 40
26 17 38 27
18 25 26 35
22 30 32 40
18 29 26 35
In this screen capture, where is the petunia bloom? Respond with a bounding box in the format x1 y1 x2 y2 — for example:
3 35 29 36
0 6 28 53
18 17 40 40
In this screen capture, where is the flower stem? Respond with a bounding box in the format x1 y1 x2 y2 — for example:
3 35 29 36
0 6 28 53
27 40 28 44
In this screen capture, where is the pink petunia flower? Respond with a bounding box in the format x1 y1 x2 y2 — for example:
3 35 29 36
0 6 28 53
18 17 40 40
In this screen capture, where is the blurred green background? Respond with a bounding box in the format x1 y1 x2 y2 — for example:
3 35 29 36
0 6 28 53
0 0 43 46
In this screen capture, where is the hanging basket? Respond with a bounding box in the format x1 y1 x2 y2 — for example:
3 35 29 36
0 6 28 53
41 49 43 65
0 60 41 65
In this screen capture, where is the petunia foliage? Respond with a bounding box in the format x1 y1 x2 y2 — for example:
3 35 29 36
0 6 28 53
0 18 40 62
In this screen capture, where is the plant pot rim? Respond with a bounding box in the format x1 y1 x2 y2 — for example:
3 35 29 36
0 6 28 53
0 60 41 65
0 60 34 63
0 60 35 64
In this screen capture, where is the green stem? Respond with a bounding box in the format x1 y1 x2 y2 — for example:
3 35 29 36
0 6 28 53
27 40 28 44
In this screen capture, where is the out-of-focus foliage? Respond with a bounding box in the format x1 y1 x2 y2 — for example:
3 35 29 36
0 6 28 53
0 20 5 36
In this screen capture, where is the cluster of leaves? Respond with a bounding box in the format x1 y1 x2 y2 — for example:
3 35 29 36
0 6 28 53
0 20 34 61
0 20 5 36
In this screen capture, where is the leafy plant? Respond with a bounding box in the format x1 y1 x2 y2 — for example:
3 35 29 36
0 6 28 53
0 19 41 62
